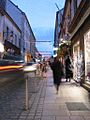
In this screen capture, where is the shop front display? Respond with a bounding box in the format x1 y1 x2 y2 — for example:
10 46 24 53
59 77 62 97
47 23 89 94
73 41 82 82
84 29 90 84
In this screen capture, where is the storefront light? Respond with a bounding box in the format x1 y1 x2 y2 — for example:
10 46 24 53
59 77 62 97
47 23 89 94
53 53 57 57
0 42 4 53
59 40 71 46
53 47 58 51
60 38 63 41
59 42 64 46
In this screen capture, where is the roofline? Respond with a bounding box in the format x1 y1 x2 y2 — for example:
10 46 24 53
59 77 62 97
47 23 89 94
62 0 70 25
0 7 21 33
9 0 36 40
9 0 23 13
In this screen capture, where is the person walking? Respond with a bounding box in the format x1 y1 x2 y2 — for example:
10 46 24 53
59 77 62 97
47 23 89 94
42 61 47 78
65 55 73 82
49 56 64 94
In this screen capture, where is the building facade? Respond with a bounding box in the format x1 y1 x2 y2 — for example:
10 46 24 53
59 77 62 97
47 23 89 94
29 28 36 58
54 9 64 57
54 0 90 91
0 4 22 60
68 0 90 90
0 0 37 62
69 0 90 89
54 9 64 47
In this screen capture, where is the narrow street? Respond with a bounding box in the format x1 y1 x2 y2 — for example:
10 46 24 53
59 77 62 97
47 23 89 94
0 0 90 119
0 68 90 120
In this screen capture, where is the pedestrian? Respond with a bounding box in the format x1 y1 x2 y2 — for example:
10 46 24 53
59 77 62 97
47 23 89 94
39 62 43 77
65 55 73 82
42 61 47 78
49 56 64 94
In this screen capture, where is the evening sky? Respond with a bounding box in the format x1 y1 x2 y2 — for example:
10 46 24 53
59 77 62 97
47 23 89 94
11 0 65 56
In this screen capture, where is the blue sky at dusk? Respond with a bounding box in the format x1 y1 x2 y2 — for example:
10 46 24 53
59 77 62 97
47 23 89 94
11 0 65 56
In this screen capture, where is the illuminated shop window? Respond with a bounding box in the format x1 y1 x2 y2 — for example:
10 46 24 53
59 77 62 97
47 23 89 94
84 29 90 83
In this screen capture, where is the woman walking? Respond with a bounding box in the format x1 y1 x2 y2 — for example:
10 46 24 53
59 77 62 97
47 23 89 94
49 56 64 94
65 55 73 82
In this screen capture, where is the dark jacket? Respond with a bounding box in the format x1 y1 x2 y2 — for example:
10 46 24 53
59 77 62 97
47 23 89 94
50 59 63 85
65 56 73 79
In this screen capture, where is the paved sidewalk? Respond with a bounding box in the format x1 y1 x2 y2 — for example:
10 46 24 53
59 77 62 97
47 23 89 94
19 68 90 120
40 69 90 120
0 68 90 120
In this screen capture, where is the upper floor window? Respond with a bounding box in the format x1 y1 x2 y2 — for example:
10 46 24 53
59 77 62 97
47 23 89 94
70 0 74 20
74 0 77 13
15 34 17 46
6 27 9 39
9 31 13 43
6 27 9 34
19 39 21 48
70 0 82 21
77 0 82 8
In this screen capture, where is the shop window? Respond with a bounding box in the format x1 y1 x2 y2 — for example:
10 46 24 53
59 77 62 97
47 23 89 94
6 27 9 38
74 0 77 13
70 0 74 20
9 31 13 43
15 34 17 46
3 27 9 40
73 41 83 82
84 29 90 83
19 39 21 48
77 0 82 8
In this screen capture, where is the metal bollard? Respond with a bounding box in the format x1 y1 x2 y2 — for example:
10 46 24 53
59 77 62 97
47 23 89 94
24 67 37 110
25 75 29 110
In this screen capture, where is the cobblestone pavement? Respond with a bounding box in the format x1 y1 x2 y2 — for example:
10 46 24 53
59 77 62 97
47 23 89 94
0 68 90 120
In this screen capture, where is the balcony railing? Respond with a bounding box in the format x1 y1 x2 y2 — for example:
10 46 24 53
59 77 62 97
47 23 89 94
3 52 23 61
